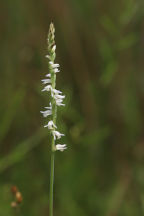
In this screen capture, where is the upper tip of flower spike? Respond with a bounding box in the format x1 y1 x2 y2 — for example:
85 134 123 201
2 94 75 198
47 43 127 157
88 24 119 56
50 22 54 27
49 22 55 35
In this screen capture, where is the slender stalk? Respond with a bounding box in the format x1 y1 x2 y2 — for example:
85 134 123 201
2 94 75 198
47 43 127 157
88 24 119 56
49 151 54 216
41 23 67 216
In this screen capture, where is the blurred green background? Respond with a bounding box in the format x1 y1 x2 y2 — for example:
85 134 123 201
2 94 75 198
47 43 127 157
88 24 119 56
0 0 144 215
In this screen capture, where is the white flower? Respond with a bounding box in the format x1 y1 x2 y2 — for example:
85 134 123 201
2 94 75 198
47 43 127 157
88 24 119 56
46 74 51 78
53 68 60 73
45 55 51 60
42 85 52 92
40 103 52 117
55 99 65 106
56 101 65 106
51 89 65 106
49 61 60 74
40 109 52 117
52 89 62 94
55 144 67 152
52 45 56 52
54 94 65 99
49 61 60 68
44 120 57 129
51 89 62 98
52 131 65 140
41 79 51 84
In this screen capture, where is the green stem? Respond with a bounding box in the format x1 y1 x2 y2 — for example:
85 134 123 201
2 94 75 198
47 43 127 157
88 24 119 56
49 150 55 216
49 106 56 216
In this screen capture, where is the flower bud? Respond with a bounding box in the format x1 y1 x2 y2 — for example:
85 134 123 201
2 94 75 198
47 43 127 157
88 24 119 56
16 192 23 203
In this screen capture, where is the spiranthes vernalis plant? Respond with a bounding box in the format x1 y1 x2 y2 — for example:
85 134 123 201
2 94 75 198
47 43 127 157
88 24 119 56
41 23 67 216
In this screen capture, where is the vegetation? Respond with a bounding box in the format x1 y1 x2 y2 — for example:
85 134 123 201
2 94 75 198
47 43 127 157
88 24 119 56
0 0 144 215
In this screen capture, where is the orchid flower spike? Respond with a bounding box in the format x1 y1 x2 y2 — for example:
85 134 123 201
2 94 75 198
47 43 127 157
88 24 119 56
41 22 67 152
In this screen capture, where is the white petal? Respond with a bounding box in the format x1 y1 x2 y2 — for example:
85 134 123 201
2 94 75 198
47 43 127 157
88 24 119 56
52 89 62 94
44 107 51 110
44 120 57 129
42 85 52 92
56 144 67 152
45 55 51 59
52 64 60 69
54 94 65 99
52 45 56 52
41 79 51 84
55 99 63 103
52 131 65 140
54 68 60 73
56 102 65 106
46 74 51 78
49 61 60 68
40 110 52 117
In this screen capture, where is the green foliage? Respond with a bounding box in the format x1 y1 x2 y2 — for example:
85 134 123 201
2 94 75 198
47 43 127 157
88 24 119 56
0 0 144 215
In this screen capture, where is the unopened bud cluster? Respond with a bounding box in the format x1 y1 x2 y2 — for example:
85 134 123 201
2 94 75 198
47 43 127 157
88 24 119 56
41 23 67 152
11 185 23 208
